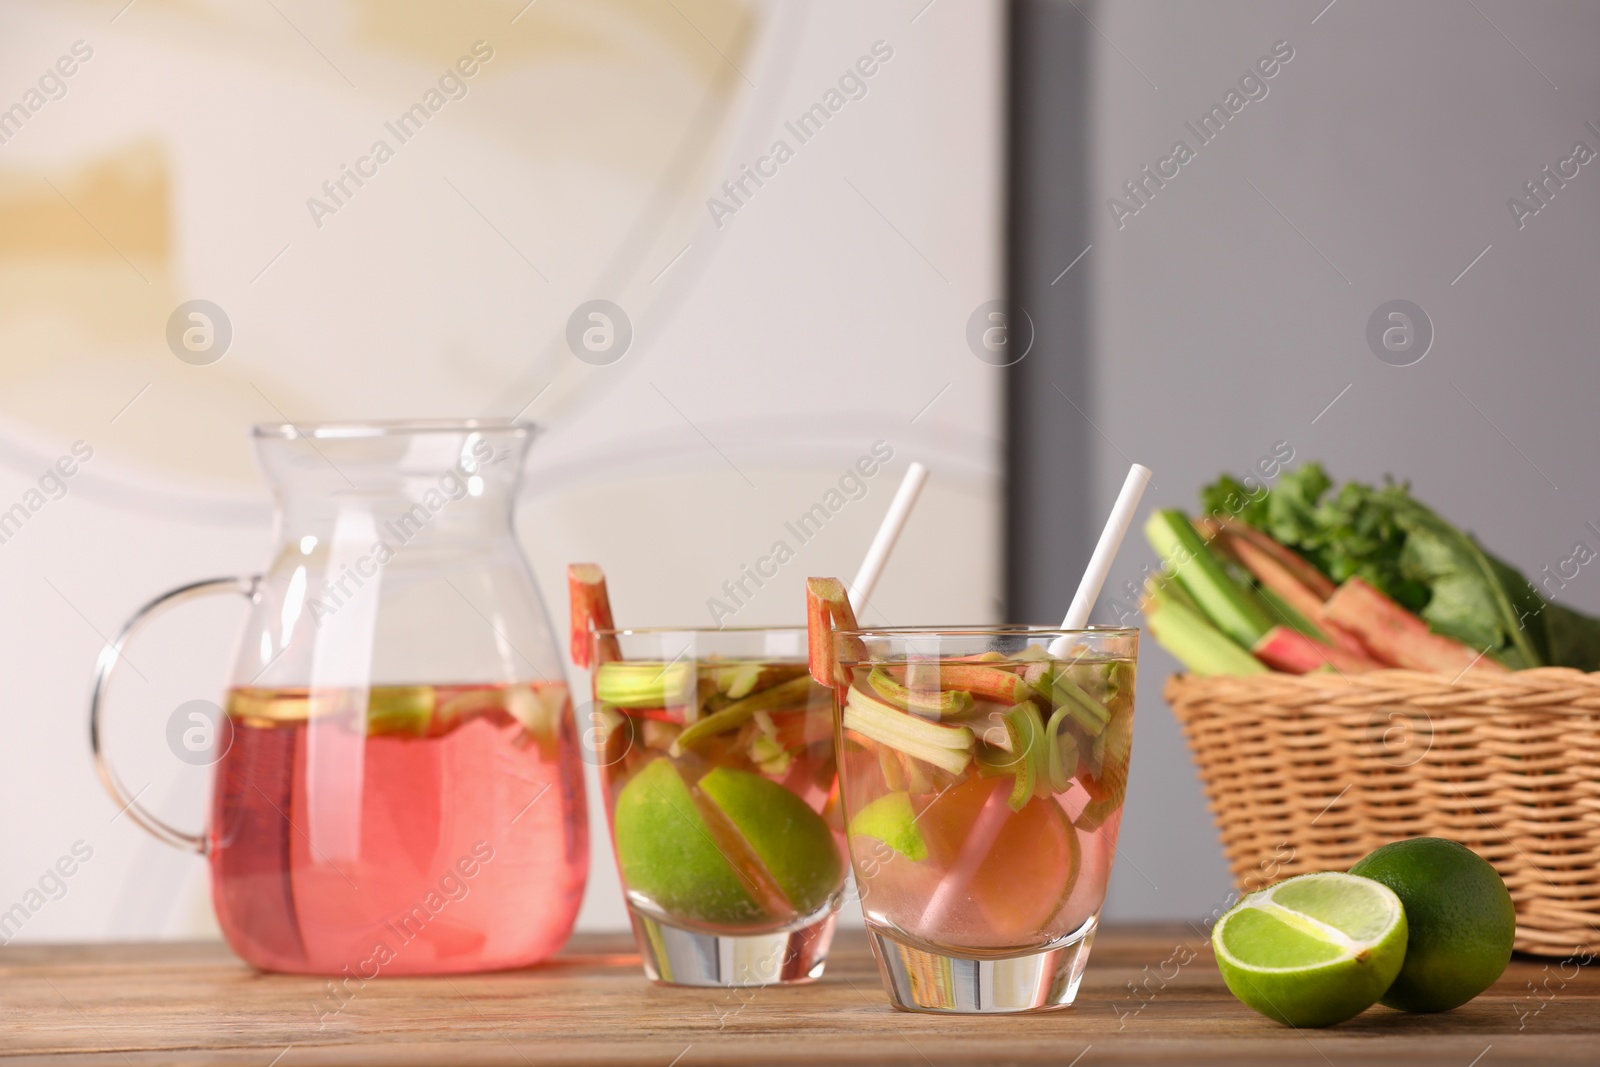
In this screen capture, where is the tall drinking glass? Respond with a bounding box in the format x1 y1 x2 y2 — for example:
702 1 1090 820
589 627 846 986
833 626 1138 1013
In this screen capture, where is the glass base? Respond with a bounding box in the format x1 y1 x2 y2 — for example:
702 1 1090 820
627 905 838 987
865 916 1099 1014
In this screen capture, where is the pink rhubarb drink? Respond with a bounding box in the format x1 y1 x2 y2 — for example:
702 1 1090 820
829 622 1138 1013
588 628 846 986
213 681 586 975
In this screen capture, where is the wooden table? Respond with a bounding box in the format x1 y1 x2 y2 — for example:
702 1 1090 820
3 925 1595 1065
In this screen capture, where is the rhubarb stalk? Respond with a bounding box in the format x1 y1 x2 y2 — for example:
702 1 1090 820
1142 578 1268 677
806 577 863 686
1251 626 1381 675
568 563 620 669
1146 509 1274 648
1325 577 1506 674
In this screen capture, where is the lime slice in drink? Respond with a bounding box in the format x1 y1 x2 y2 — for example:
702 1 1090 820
613 758 768 925
848 791 928 861
1212 871 1408 1028
861 777 1080 948
698 765 842 917
612 759 842 927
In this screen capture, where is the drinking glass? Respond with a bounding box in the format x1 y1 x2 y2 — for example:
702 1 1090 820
89 420 587 975
833 626 1138 1013
589 626 846 986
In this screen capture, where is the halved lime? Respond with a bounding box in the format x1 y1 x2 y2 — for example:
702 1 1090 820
612 759 842 927
1212 871 1408 1028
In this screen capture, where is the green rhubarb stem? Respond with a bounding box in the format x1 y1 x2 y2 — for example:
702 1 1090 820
867 668 975 719
1001 702 1045 811
1044 703 1080 793
1049 668 1110 737
594 660 696 709
671 675 814 753
1146 508 1274 648
1258 585 1331 644
1144 577 1268 676
843 685 973 775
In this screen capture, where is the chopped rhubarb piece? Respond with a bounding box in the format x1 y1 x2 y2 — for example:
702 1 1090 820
568 563 620 668
975 740 1020 777
746 711 794 777
671 675 814 755
1079 700 1133 806
806 577 862 686
1048 668 1111 736
900 663 1032 704
712 662 808 699
841 684 973 775
867 668 974 720
1252 626 1384 674
1000 702 1047 811
1324 577 1507 674
898 750 960 795
878 744 909 791
594 660 697 709
1043 703 1081 794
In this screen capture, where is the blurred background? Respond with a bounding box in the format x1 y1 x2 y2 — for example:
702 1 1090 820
2 0 1597 942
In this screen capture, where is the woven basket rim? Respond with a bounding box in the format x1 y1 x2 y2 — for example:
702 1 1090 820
1165 666 1600 718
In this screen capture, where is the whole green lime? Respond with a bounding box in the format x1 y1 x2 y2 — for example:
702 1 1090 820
612 758 841 927
1349 837 1515 1012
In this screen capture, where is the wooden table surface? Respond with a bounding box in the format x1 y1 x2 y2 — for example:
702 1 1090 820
3 924 1595 1066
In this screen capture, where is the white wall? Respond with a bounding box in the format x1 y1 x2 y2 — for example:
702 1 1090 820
0 0 1005 942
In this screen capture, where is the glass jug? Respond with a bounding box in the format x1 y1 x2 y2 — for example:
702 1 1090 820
89 420 587 975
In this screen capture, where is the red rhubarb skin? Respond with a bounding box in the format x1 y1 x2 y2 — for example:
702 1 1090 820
1252 625 1383 674
1325 577 1507 674
568 564 619 669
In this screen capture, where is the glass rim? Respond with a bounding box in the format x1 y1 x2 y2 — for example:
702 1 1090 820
835 624 1139 638
594 625 806 638
252 418 538 440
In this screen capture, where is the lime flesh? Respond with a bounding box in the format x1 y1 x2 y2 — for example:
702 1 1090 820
612 758 841 927
847 791 928 861
1350 837 1515 1012
698 765 842 917
1213 871 1408 1027
612 758 765 925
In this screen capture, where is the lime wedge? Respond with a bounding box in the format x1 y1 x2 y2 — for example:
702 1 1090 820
848 791 928 861
1212 871 1408 1028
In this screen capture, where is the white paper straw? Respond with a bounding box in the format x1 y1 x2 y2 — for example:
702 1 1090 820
848 461 929 613
1048 463 1153 657
917 464 1151 932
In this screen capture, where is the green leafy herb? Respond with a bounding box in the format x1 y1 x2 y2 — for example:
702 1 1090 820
1203 464 1600 670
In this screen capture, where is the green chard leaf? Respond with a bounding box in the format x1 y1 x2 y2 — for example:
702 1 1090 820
1194 462 1600 671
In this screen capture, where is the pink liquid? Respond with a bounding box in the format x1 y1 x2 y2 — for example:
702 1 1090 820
839 656 1133 953
210 683 587 975
594 659 847 934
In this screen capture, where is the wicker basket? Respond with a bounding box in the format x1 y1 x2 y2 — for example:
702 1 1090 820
1167 667 1600 957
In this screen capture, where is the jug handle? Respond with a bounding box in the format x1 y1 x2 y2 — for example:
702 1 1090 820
89 576 261 854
